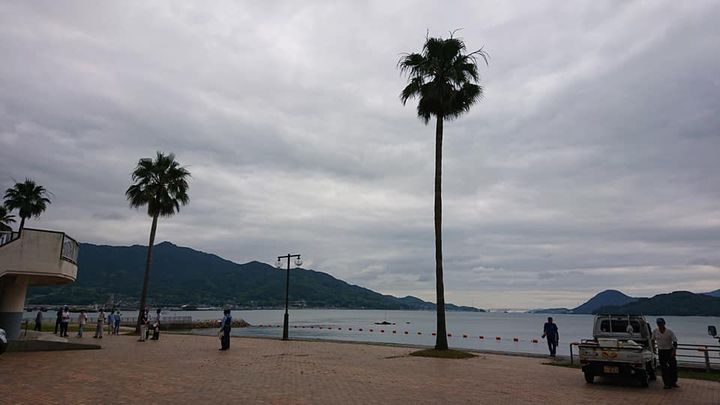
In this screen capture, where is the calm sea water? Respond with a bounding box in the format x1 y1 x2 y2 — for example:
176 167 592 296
172 310 720 356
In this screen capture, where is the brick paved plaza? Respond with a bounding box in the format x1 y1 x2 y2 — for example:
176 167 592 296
0 334 717 404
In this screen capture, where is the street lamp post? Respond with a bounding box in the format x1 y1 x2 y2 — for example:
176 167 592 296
276 253 302 341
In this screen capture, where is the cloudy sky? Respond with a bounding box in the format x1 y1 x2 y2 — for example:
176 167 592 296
1 1 719 309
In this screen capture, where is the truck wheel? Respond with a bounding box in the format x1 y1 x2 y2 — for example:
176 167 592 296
638 371 649 388
584 371 594 384
646 363 657 381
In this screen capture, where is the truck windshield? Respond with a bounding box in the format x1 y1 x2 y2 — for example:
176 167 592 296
599 319 641 333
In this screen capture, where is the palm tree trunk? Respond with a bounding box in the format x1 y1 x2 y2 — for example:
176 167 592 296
19 216 25 232
434 115 448 350
136 214 159 333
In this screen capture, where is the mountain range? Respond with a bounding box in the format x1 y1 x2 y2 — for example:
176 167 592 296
529 289 720 316
26 242 482 312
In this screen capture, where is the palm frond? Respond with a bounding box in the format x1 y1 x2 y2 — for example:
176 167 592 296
3 179 52 221
126 152 191 218
398 33 488 123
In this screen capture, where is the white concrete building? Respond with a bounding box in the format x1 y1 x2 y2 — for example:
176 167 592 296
0 228 79 339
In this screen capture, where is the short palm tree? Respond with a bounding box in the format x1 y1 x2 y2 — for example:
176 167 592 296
0 205 15 232
399 34 488 350
126 152 190 331
3 179 52 231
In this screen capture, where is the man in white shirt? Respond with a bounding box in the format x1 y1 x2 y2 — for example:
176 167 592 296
652 318 678 389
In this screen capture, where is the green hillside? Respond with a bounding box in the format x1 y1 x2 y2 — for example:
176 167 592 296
594 291 720 316
26 242 482 312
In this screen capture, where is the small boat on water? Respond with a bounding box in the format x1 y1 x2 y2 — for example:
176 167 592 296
374 312 395 325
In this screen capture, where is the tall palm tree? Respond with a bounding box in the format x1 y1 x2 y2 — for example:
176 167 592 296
126 152 190 332
399 33 488 350
0 205 15 232
3 179 52 231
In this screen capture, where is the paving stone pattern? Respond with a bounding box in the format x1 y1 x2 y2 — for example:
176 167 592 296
0 334 717 404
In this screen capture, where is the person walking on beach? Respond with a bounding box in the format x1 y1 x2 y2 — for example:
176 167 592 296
113 310 121 335
542 317 559 357
151 308 161 340
77 310 88 338
94 309 105 339
34 310 42 331
54 307 62 334
219 309 232 351
652 318 679 389
59 306 70 337
138 307 149 342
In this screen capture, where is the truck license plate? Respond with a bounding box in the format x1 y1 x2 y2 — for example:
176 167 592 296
603 366 619 374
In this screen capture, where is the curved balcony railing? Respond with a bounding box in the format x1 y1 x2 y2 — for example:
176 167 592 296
61 234 79 264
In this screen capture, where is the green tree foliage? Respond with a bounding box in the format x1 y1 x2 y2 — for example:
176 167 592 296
0 205 15 232
3 179 51 230
399 33 488 349
126 152 190 330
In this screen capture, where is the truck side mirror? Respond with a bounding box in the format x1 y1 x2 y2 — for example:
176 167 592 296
709 325 718 337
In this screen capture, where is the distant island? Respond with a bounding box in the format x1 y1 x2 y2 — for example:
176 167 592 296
528 289 720 316
27 241 484 312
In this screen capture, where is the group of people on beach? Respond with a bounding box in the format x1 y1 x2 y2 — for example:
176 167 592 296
33 307 123 338
137 307 162 342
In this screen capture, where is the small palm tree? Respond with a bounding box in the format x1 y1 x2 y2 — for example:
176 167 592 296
0 205 15 232
126 152 190 332
3 179 52 231
399 33 488 350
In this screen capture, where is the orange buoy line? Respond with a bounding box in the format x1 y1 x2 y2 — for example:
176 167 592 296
252 325 542 344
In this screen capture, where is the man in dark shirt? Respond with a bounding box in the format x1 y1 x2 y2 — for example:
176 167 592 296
542 317 559 357
54 308 62 334
219 309 232 351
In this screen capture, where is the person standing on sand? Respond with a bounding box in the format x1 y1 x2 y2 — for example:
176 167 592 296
60 306 70 337
34 310 42 331
138 307 149 342
107 310 115 335
77 310 88 338
219 309 232 351
652 318 679 389
94 309 105 339
54 307 62 334
542 317 559 357
114 310 121 335
151 308 161 340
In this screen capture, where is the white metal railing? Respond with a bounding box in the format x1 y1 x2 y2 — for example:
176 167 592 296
61 234 79 263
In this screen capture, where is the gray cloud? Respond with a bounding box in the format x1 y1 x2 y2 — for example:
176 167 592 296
1 1 719 309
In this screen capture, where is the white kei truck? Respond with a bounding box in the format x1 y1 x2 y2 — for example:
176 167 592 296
578 314 658 387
